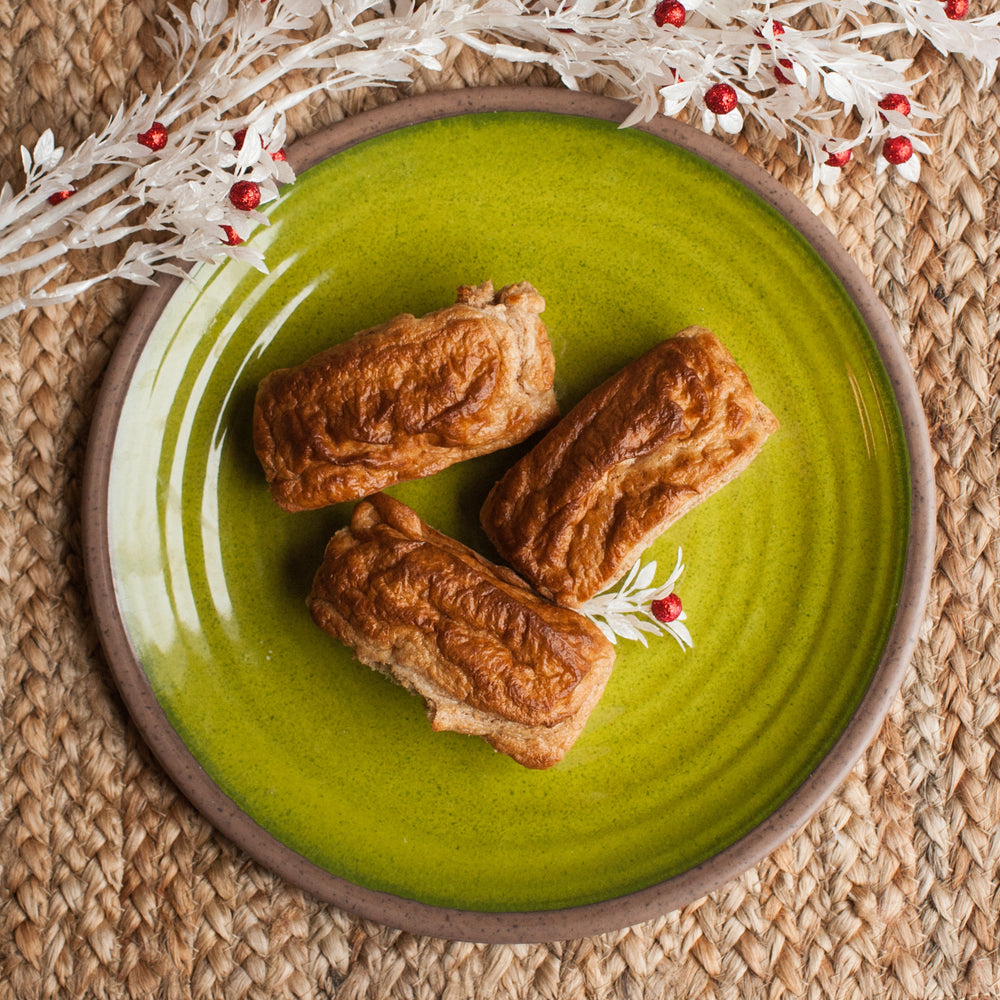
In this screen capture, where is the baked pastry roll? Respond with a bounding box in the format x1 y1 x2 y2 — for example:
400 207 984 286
253 281 558 512
308 493 616 769
480 326 779 607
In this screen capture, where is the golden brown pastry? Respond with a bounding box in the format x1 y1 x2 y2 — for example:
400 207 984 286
253 281 558 512
480 326 779 607
308 493 616 769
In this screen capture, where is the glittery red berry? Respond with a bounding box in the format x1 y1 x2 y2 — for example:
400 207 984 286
229 180 261 211
654 0 686 28
878 93 911 118
824 147 852 168
651 593 683 624
269 148 287 162
47 189 75 205
882 135 913 165
704 83 738 115
944 0 968 19
137 122 168 151
221 225 243 246
774 58 795 85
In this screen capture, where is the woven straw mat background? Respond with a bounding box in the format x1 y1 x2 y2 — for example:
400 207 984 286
1 2 998 998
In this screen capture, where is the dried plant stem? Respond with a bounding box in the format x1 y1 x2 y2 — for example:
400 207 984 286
0 0 996 318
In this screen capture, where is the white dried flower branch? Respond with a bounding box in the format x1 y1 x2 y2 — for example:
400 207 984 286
0 0 997 319
581 548 693 650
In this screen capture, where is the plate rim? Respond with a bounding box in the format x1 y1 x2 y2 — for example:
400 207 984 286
82 86 936 944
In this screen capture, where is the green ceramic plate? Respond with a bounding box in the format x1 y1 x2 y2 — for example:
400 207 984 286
84 89 934 942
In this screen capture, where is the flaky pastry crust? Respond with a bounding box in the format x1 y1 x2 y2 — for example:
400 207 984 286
307 494 616 769
480 326 779 607
253 281 558 511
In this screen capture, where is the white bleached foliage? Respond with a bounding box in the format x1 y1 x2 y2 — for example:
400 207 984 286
1 0 997 317
581 548 693 650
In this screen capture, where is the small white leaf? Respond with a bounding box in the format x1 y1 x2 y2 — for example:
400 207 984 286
416 36 447 55
618 558 642 593
718 108 743 134
34 129 55 165
819 162 842 186
635 619 664 635
854 23 902 39
609 617 644 642
30 263 68 294
91 226 141 247
594 620 617 645
126 271 160 287
156 263 192 280
823 72 856 108
897 155 920 183
668 620 694 649
236 126 263 170
662 548 685 590
273 160 296 185
204 0 228 25
634 561 657 591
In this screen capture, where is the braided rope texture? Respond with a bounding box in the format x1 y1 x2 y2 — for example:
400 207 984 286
0 3 997 998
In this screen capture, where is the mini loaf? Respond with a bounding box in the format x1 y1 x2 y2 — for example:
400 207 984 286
253 281 558 512
307 493 616 769
480 326 779 607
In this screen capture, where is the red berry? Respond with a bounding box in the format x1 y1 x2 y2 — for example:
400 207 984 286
269 148 287 162
878 93 911 118
47 189 75 205
774 58 795 85
704 83 738 115
221 225 243 246
229 180 261 211
882 135 913 165
137 122 168 151
654 0 686 28
944 0 968 18
824 147 852 168
651 593 683 624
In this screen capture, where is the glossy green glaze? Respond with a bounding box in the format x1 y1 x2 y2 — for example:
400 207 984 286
109 112 909 911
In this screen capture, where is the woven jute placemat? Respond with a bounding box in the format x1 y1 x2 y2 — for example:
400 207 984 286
1 3 998 998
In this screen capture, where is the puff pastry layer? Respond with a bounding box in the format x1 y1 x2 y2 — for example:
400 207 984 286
308 493 616 769
253 281 558 511
480 326 779 607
